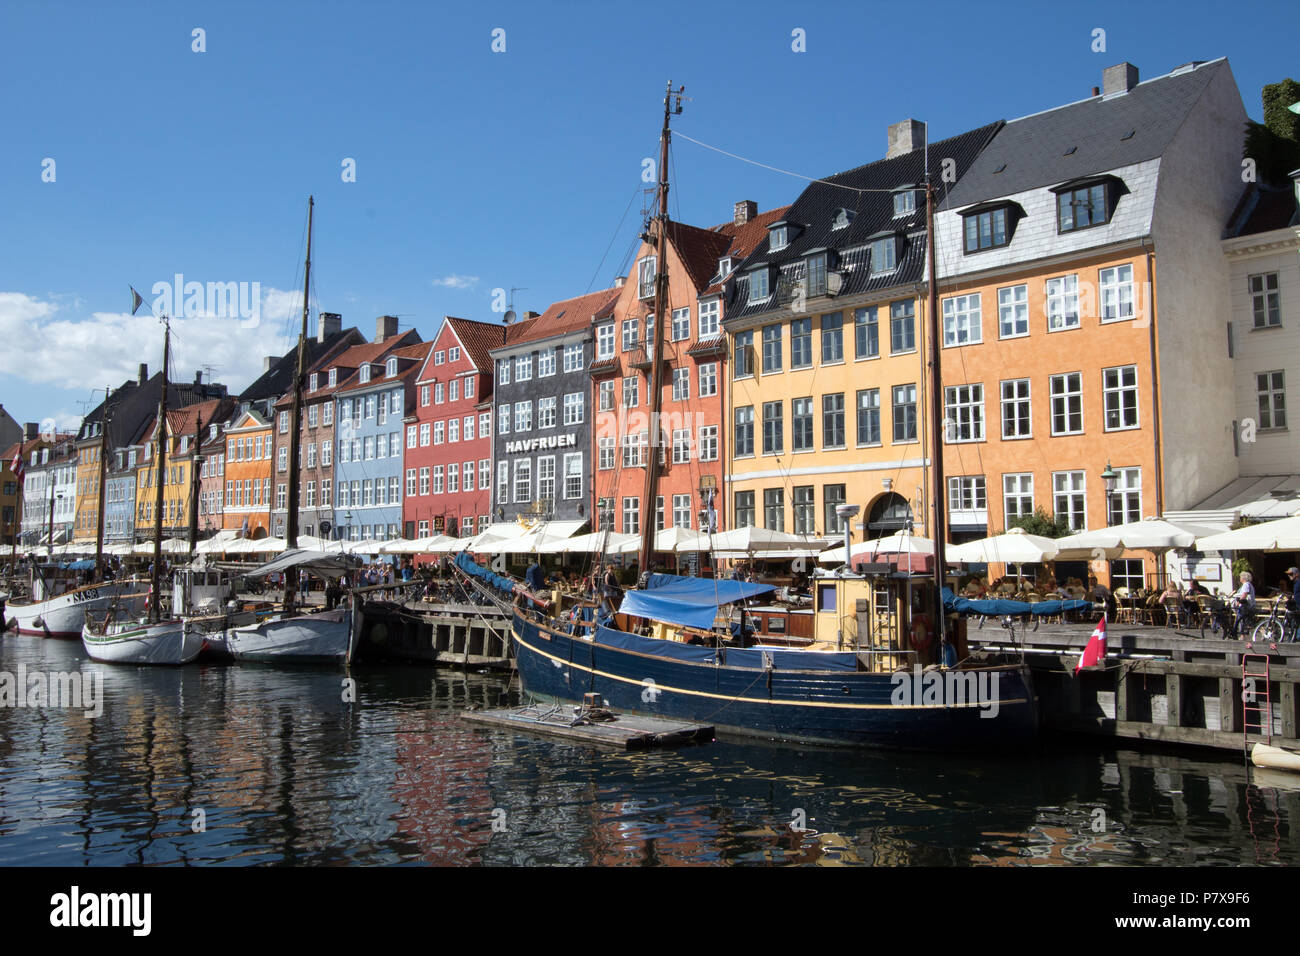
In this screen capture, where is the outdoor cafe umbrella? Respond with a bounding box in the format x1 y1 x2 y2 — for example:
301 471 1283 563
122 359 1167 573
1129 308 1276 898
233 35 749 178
946 527 1060 564
1053 517 1221 560
706 526 833 559
1195 512 1300 552
819 531 933 565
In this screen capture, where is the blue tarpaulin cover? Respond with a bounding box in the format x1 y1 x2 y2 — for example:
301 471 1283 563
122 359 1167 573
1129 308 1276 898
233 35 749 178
941 587 1092 617
618 575 775 631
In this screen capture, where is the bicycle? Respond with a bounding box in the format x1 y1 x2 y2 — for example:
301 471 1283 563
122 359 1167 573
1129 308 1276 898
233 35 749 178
1252 590 1299 643
1200 597 1252 640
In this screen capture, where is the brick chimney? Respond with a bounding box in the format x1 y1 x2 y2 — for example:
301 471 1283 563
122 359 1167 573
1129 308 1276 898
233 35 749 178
524 311 540 321
887 119 926 159
1103 63 1139 95
318 311 342 343
138 363 148 385
733 200 758 226
263 355 276 372
375 315 399 342
614 276 626 288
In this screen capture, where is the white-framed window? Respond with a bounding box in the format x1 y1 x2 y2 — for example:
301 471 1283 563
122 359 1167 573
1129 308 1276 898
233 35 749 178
480 459 490 490
278 446 288 472
698 424 718 461
1000 378 1032 439
463 460 474 491
563 343 584 372
514 401 532 432
448 418 460 442
1050 372 1083 435
513 460 531 503
622 496 640 535
407 425 418 448
538 349 555 377
365 394 376 418
360 365 371 384
448 462 459 494
748 268 770 303
769 225 788 251
698 298 720 337
622 318 639 352
1251 273 1281 328
699 362 718 397
598 436 615 470
671 307 690 342
622 433 643 468
321 440 332 467
465 377 475 399
308 404 318 428
1053 470 1087 531
418 467 429 496
434 383 444 405
449 346 460 362
563 392 583 425
1003 473 1034 528
943 384 984 443
516 355 533 381
998 284 1028 338
1258 370 1287 429
321 478 331 507
498 404 509 435
538 396 557 429
497 461 508 504
305 443 316 468
948 475 987 518
464 415 475 441
449 379 459 402
1107 467 1141 525
596 324 615 359
536 457 554 500
1046 274 1080 331
434 351 445 366
672 367 690 401
406 468 417 496
498 359 510 385
480 411 490 437
598 380 615 411
638 256 656 298
892 384 918 442
433 421 444 444
1099 264 1135 322
419 423 431 446
672 494 692 529
364 435 375 459
890 300 915 353
622 376 639 408
1103 365 1139 430
563 453 582 499
328 368 337 387
386 357 398 377
856 388 881 446
870 236 898 275
322 403 333 426
278 411 289 434
942 293 982 346
432 466 443 495
672 428 691 464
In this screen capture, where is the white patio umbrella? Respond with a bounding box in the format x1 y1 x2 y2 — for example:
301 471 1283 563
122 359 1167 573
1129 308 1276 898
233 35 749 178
657 526 707 553
425 535 474 554
295 535 348 553
1195 512 1300 552
1053 517 1220 560
536 530 638 555
946 527 1060 564
705 526 833 558
380 535 456 555
819 532 934 565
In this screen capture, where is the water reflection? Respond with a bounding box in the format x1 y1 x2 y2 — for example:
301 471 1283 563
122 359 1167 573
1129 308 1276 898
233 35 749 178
0 631 1296 865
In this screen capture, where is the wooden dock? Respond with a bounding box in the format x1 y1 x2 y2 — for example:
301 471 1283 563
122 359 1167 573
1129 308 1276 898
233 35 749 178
357 600 513 668
966 621 1300 753
462 705 714 750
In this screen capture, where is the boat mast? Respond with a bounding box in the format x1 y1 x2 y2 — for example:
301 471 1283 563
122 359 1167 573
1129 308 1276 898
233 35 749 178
187 424 202 556
637 82 682 574
925 179 947 643
283 196 312 606
149 319 171 623
93 392 110 581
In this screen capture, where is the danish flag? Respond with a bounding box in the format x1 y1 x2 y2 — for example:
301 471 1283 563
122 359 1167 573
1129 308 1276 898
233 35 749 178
9 448 23 484
1076 615 1108 672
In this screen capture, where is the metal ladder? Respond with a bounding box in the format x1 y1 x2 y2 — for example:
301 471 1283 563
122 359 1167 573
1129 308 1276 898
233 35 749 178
1241 643 1274 746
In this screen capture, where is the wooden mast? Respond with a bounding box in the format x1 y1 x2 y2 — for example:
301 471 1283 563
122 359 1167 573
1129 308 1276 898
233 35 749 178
187 424 202 555
149 320 170 623
925 179 947 642
93 390 110 581
283 196 312 607
637 83 681 574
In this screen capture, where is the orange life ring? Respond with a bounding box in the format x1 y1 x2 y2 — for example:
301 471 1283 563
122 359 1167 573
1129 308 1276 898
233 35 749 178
911 614 933 652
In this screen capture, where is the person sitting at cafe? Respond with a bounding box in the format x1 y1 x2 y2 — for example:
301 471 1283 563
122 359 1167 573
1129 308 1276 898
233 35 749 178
1089 576 1116 619
1232 572 1256 620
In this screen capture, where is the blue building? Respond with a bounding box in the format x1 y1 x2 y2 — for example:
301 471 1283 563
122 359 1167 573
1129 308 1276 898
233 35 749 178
333 342 429 542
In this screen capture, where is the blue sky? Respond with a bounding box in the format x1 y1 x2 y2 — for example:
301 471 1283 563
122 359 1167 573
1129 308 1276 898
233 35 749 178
0 0 1293 430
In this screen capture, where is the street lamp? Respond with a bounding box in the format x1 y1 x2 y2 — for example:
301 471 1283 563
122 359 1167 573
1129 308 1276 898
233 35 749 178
1100 461 1117 526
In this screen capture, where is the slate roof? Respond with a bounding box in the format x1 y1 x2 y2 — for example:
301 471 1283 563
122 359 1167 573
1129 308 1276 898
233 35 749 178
699 205 791 298
945 59 1228 208
1225 181 1300 237
725 122 1004 324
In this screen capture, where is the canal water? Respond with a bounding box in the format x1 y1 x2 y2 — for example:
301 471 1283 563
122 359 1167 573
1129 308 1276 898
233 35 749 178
0 630 1295 866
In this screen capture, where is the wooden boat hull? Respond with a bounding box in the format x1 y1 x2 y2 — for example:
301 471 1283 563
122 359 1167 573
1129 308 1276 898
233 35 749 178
81 617 206 665
6 583 141 639
1250 742 1300 773
511 611 1038 751
226 604 360 665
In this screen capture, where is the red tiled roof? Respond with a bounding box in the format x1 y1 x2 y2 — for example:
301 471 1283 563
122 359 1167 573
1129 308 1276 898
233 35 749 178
337 341 430 394
699 205 791 296
444 316 509 372
277 330 422 406
506 287 620 346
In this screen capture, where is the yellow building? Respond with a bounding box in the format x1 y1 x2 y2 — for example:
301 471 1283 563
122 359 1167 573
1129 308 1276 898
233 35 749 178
722 122 1001 544
73 425 106 545
134 400 231 540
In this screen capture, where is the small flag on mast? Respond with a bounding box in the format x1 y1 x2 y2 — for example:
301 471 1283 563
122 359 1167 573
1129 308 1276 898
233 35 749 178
1076 615 1108 672
130 286 146 316
9 448 23 484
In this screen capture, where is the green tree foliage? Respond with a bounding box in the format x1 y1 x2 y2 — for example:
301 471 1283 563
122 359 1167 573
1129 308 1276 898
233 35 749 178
1244 78 1300 186
1008 508 1071 539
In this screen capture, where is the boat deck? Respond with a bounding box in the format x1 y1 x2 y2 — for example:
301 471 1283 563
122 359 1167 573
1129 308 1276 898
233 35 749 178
462 705 714 750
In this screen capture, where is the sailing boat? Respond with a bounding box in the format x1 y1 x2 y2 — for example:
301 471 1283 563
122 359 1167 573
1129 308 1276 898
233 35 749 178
487 88 1038 749
81 318 206 664
224 197 363 666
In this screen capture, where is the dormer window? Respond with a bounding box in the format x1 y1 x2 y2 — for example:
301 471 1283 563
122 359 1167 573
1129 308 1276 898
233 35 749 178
328 368 337 387
1052 176 1123 233
769 226 788 251
209 423 218 440
309 373 318 391
868 235 899 276
805 250 829 297
892 189 918 217
386 357 398 377
747 267 771 304
961 202 1020 253
359 364 371 383
831 208 856 230
718 256 733 279
638 256 657 300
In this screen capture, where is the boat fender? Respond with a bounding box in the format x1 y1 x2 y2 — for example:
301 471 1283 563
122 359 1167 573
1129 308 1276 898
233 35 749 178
910 614 932 652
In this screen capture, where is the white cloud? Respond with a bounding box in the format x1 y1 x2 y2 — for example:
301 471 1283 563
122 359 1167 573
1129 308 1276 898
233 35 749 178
0 290 301 396
432 274 479 290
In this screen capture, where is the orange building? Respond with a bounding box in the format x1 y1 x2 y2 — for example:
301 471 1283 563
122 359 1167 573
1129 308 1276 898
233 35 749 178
221 407 274 538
